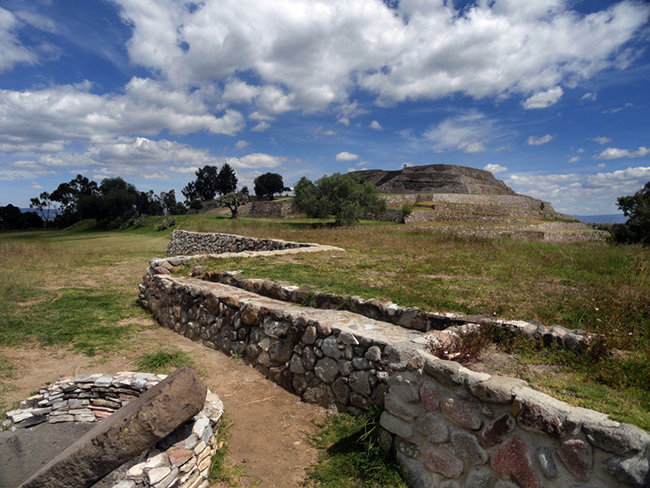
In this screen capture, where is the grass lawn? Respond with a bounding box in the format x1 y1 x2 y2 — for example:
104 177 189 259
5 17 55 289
1 215 648 431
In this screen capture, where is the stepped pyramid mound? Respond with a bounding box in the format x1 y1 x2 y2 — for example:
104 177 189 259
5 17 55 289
351 164 607 243
352 164 517 195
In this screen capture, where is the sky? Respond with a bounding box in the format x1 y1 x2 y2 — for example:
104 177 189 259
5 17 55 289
0 0 649 216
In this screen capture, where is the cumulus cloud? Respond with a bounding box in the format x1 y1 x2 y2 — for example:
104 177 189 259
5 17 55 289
251 121 271 132
522 87 563 109
506 166 650 214
484 164 507 174
424 111 496 153
596 147 649 160
370 120 382 130
335 152 359 161
111 0 650 111
581 92 597 101
0 80 245 153
568 156 580 164
235 140 250 150
528 134 554 146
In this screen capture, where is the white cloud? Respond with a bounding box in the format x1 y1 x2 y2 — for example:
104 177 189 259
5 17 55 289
30 181 44 189
235 140 250 150
370 120 382 130
581 92 597 101
595 147 649 160
111 0 650 111
527 134 554 146
335 151 359 161
522 87 563 109
484 164 507 174
568 156 580 164
227 153 285 169
0 80 245 153
251 121 271 132
0 8 38 72
424 111 496 153
591 136 612 145
506 166 650 214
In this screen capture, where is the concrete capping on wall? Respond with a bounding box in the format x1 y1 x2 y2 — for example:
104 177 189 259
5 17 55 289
139 266 649 488
4 372 224 488
189 270 592 354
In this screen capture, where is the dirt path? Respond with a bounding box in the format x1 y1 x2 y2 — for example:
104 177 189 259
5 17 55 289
1 324 327 488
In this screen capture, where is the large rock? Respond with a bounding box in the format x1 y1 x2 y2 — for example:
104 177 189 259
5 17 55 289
20 367 207 488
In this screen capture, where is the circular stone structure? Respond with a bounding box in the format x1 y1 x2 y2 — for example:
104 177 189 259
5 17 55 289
1 372 223 488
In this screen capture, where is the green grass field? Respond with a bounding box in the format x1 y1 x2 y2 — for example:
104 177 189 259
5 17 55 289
1 214 648 432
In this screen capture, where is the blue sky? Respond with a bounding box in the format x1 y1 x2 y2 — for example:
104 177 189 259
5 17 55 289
0 0 649 215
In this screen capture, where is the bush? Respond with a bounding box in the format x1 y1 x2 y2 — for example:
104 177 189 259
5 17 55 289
129 215 148 228
155 217 176 231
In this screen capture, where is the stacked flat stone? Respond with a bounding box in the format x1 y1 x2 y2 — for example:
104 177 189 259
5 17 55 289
140 268 650 487
166 230 312 256
197 270 592 353
3 372 224 488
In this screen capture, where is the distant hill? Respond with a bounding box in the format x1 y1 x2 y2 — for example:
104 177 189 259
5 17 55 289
573 214 626 224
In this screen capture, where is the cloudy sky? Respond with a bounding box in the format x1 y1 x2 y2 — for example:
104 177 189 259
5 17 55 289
1 0 649 215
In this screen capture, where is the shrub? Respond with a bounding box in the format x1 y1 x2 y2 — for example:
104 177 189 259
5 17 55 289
129 215 148 228
155 217 176 231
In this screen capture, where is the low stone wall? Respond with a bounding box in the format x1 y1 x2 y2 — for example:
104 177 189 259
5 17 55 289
195 269 592 354
139 267 649 488
166 230 312 255
4 372 223 488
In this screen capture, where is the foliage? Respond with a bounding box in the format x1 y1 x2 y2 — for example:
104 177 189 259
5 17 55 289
182 164 239 205
155 217 176 231
401 203 413 220
254 172 287 200
216 191 249 219
0 204 43 230
208 414 251 486
427 326 492 363
129 215 148 228
292 173 387 226
136 350 193 374
613 181 650 245
29 191 56 226
306 407 408 488
217 163 238 196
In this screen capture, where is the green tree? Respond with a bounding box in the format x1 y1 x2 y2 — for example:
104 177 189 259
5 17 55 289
217 163 238 195
0 204 43 230
254 172 286 200
216 191 249 219
30 191 56 227
614 181 650 245
292 173 386 226
50 175 99 226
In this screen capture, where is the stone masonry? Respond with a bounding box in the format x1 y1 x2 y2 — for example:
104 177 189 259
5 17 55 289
4 372 223 488
139 259 650 487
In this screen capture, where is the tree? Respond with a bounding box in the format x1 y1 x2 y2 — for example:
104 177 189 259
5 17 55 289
195 165 220 200
254 172 286 200
0 204 43 230
50 175 99 226
30 191 56 227
216 191 249 219
217 163 238 195
292 173 386 226
614 181 650 245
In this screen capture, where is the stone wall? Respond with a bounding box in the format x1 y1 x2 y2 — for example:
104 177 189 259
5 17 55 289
139 265 649 488
166 230 312 255
3 372 223 488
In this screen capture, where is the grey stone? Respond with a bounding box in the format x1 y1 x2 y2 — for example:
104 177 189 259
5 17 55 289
421 444 464 479
20 367 206 488
314 357 339 384
263 318 289 338
268 339 293 363
302 325 317 345
384 393 420 421
535 445 558 479
465 468 491 488
584 423 650 456
302 347 317 371
604 451 650 488
303 384 335 408
396 451 433 488
365 345 382 362
450 431 488 465
415 412 449 443
338 360 354 376
321 336 342 359
290 354 306 374
389 377 420 403
557 439 593 482
438 481 460 488
331 377 351 405
339 331 358 345
468 376 526 404
441 397 483 430
348 371 371 396
380 411 413 438
395 437 419 458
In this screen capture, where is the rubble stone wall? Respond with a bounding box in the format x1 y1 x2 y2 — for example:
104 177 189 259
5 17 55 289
166 230 312 255
4 372 224 488
139 265 649 488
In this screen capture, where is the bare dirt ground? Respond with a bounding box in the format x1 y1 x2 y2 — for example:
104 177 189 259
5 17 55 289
1 323 328 488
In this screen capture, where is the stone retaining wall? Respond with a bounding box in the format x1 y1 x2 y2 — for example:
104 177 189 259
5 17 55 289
139 266 649 488
4 372 223 488
166 230 312 255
